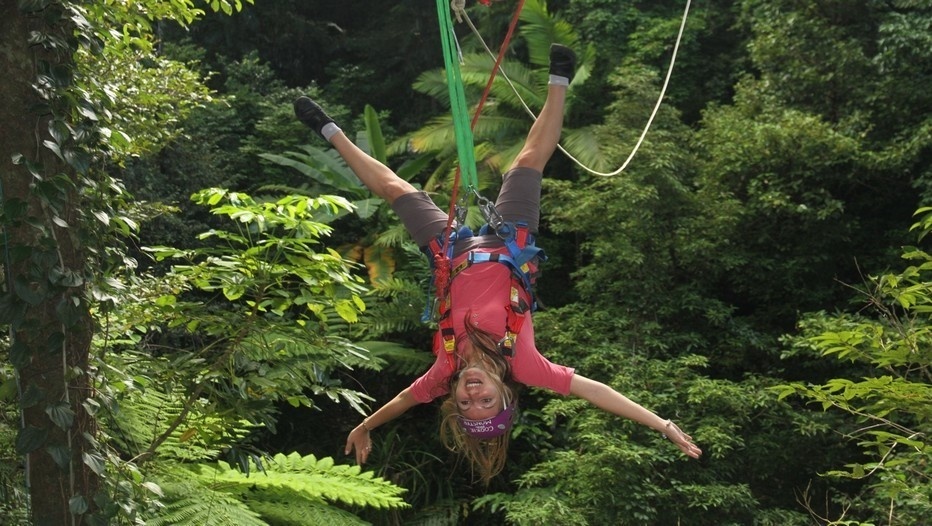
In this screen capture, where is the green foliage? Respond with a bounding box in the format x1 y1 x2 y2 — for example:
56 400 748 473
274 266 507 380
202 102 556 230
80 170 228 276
158 188 366 322
774 208 932 524
132 189 378 428
103 377 256 462
85 187 411 523
474 327 815 525
0 361 28 526
5 0 931 523
263 107 435 353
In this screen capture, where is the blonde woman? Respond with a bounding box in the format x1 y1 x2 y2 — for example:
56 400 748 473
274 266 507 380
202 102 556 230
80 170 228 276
295 44 702 484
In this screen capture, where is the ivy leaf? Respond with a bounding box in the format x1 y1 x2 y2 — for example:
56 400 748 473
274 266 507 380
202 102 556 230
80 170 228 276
64 147 91 173
19 382 45 409
55 297 84 327
82 451 106 476
15 425 49 455
46 444 71 468
42 140 64 161
48 119 71 144
68 495 88 515
13 276 45 305
45 401 76 430
8 340 31 369
49 266 85 287
50 64 73 87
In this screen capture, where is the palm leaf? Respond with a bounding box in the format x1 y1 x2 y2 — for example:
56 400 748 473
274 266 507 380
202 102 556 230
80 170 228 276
520 0 583 66
363 104 387 163
560 125 613 173
357 340 433 377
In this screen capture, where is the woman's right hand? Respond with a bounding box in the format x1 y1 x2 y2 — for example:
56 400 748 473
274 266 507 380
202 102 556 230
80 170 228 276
345 423 373 465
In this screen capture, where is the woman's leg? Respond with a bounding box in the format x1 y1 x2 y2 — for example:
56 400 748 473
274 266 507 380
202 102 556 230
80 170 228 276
295 97 448 245
509 44 575 173
495 45 576 231
294 97 417 205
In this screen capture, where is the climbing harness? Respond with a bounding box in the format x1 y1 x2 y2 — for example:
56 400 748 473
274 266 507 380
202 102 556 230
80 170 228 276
422 192 546 371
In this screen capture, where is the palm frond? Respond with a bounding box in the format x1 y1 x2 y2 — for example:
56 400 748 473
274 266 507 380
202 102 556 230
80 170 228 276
520 0 582 66
357 341 433 378
411 70 454 109
560 125 613 173
409 116 459 153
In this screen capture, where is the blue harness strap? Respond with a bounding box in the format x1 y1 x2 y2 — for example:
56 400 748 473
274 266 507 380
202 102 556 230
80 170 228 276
425 221 546 312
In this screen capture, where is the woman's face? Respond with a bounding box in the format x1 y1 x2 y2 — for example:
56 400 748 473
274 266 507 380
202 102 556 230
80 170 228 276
454 366 503 421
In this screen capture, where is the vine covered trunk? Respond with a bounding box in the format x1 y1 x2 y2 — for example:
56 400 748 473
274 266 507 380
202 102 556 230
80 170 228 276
0 2 98 524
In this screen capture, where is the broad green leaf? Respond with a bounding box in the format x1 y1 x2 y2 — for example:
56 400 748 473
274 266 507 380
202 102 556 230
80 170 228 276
16 425 49 455
46 401 76 430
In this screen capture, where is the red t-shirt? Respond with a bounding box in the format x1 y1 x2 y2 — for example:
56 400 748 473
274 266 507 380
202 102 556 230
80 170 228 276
409 248 575 403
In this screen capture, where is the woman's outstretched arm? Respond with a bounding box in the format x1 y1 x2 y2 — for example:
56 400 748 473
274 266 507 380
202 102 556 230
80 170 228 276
569 374 703 459
344 387 420 465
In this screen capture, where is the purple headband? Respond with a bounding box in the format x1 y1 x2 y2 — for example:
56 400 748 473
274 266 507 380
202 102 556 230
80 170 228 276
458 405 515 439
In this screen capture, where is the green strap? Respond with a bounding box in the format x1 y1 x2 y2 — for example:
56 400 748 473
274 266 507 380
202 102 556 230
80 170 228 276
435 0 478 191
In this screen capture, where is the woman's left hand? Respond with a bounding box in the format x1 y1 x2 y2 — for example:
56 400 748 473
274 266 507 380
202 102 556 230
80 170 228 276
664 420 702 459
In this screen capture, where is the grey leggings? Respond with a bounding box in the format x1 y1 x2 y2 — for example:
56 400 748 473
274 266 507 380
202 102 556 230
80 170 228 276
391 167 543 247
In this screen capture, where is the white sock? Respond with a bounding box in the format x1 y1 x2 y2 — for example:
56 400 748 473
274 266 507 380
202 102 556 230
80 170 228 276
549 74 570 86
321 122 341 142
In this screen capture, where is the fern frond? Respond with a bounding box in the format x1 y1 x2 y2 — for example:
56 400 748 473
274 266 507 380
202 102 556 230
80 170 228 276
402 498 465 526
106 383 254 461
377 224 416 248
249 498 367 526
189 452 408 510
146 477 267 526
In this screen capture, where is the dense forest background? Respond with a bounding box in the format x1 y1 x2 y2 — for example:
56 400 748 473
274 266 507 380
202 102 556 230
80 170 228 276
1 0 930 525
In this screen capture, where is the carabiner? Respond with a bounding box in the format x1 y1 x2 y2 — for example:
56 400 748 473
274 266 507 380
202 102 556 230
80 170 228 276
476 195 505 232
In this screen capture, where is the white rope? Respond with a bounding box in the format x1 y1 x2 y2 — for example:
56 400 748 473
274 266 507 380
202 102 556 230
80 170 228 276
460 0 692 177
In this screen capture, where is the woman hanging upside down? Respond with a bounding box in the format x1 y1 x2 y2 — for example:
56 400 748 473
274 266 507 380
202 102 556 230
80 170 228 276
294 44 702 484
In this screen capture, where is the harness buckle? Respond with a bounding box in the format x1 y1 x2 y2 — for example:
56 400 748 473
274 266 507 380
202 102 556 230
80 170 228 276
498 332 516 356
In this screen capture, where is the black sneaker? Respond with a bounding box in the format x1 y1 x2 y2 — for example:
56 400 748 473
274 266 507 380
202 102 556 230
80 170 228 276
549 44 576 80
294 96 335 139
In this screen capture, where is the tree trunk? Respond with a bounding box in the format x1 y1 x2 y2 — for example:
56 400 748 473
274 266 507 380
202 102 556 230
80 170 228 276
0 3 99 525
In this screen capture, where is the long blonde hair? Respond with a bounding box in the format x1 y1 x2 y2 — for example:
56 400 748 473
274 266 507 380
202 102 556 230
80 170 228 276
439 319 521 485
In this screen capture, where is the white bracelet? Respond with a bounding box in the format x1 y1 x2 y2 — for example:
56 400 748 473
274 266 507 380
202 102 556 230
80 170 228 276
361 417 372 432
662 419 673 440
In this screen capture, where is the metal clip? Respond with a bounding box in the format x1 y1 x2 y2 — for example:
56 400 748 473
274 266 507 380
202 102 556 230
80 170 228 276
497 333 516 356
476 194 505 233
455 198 469 227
